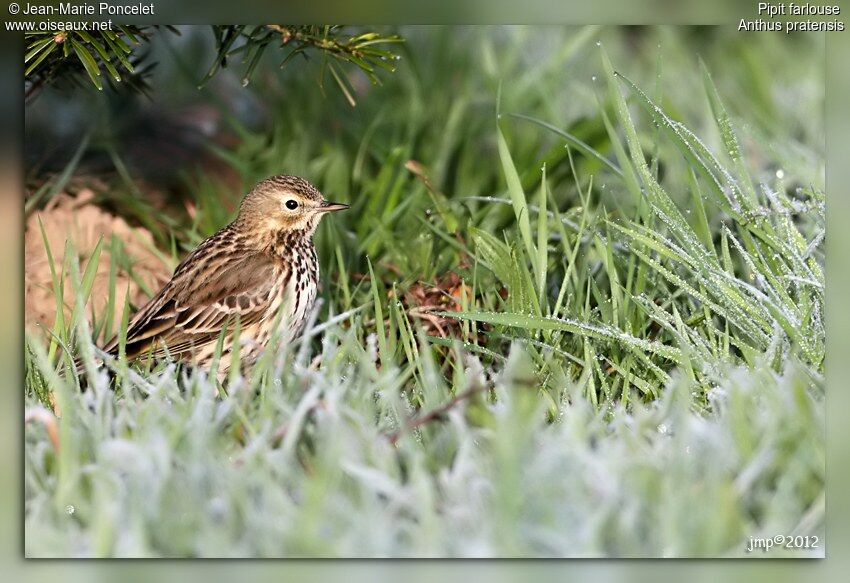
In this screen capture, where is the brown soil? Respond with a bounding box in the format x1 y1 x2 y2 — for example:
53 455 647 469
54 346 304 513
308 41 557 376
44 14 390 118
25 190 172 343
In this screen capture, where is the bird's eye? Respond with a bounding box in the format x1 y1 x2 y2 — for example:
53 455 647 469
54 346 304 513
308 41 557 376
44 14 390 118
285 199 299 210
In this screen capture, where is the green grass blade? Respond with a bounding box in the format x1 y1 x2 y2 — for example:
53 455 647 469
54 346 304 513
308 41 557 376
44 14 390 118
496 124 538 277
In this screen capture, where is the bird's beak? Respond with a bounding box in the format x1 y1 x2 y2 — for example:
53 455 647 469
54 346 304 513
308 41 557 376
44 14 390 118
319 201 350 213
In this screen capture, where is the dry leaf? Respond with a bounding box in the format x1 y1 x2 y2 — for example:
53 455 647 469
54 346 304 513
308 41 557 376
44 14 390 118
402 272 479 338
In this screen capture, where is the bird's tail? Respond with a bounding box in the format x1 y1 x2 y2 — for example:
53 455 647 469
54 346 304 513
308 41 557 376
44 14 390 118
69 342 114 378
70 354 101 377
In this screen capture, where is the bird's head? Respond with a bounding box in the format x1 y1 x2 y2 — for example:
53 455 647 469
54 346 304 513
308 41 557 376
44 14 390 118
236 175 348 237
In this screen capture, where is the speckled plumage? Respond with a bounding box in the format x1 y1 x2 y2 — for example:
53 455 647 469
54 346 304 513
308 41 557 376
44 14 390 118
96 175 347 377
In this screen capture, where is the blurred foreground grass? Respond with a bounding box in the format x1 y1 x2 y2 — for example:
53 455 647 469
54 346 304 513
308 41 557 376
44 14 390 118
24 26 824 557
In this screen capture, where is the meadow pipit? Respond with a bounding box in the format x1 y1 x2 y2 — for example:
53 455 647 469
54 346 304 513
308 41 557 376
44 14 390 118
90 175 348 376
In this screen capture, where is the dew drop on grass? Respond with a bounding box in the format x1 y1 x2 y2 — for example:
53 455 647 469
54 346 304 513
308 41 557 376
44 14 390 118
65 505 75 515
775 169 785 179
591 75 597 82
596 41 602 47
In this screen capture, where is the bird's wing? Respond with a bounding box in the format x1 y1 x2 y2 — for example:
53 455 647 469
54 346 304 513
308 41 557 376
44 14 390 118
103 247 286 361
